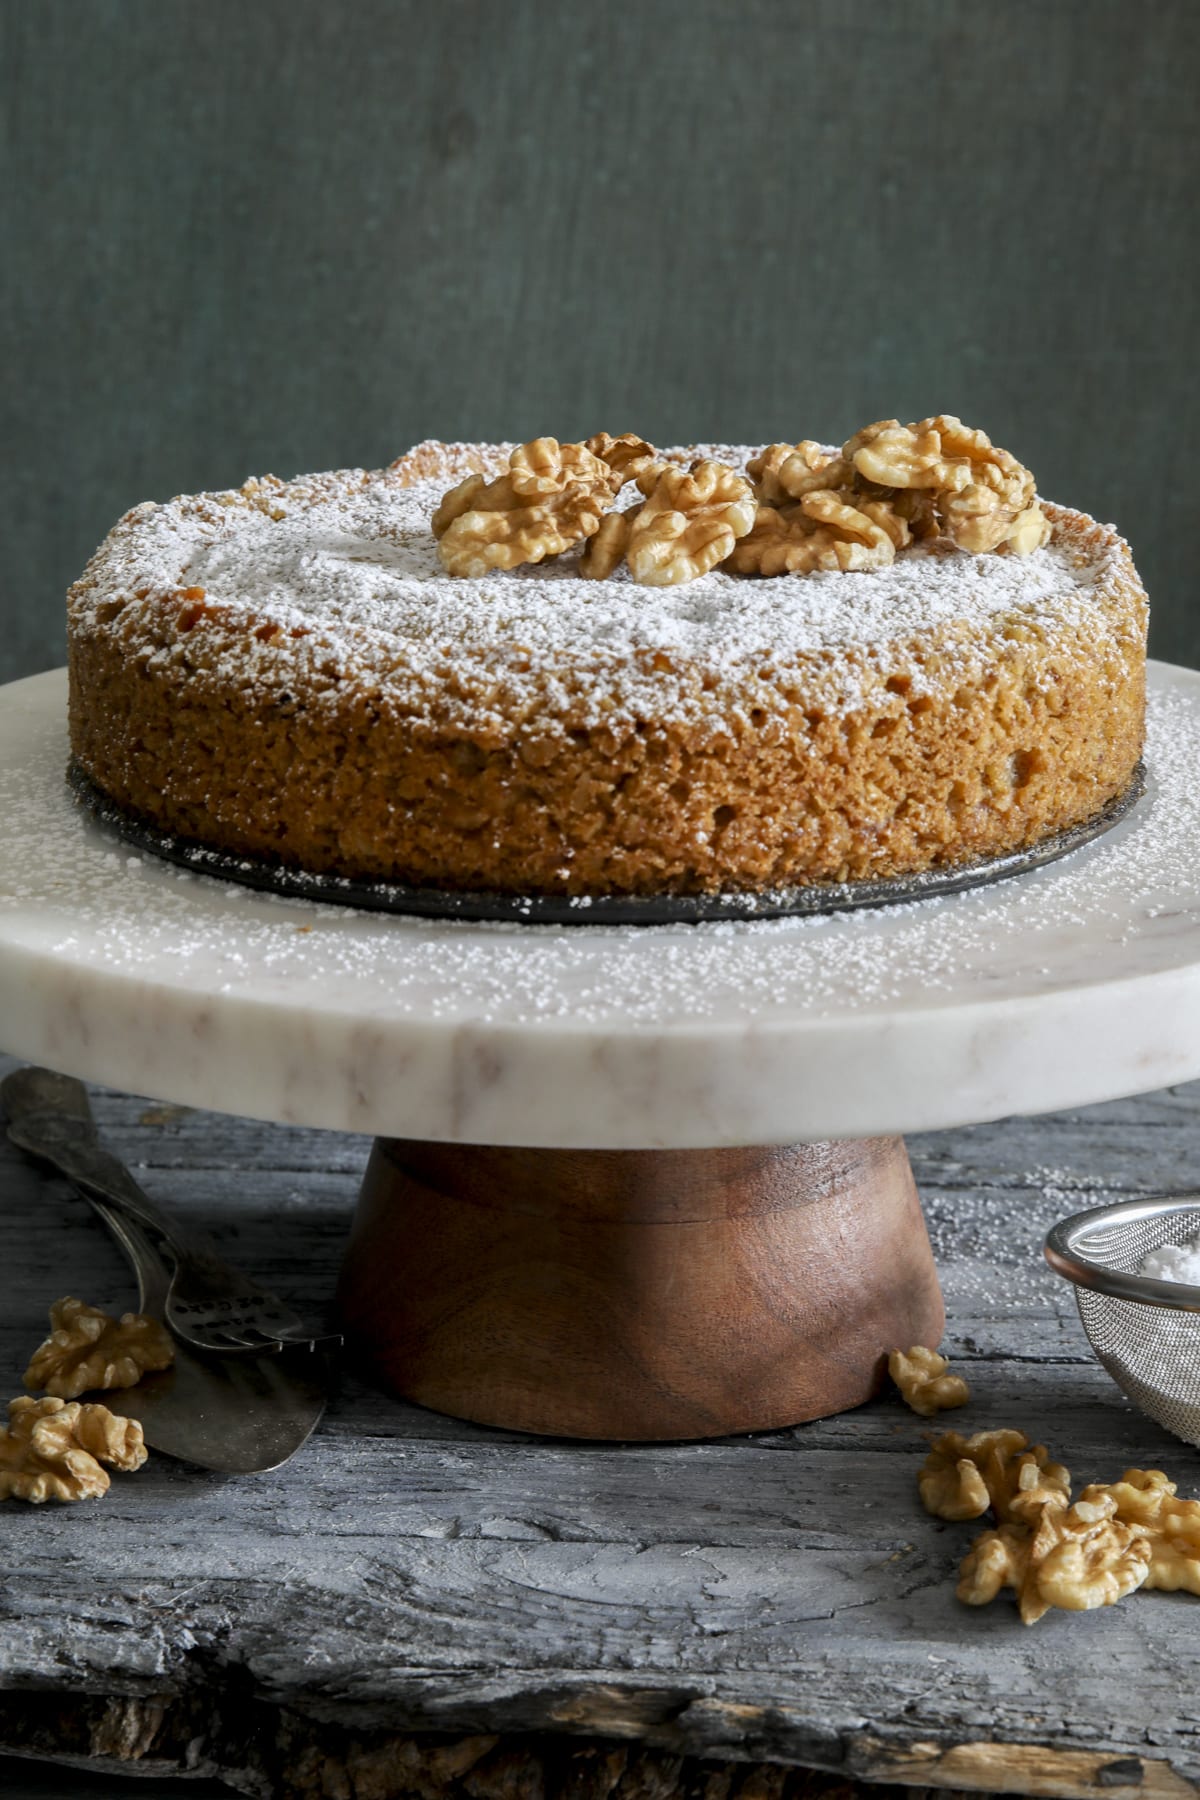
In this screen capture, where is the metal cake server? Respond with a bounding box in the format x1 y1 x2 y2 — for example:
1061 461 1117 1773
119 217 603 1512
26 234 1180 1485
1 1066 341 1355
73 1195 330 1471
2 1070 332 1472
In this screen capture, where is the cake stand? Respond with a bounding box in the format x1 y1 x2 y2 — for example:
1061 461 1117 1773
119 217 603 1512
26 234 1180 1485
4 665 1200 1440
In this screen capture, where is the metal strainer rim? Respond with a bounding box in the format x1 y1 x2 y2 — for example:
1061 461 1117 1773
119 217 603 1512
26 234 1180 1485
1045 1195 1200 1313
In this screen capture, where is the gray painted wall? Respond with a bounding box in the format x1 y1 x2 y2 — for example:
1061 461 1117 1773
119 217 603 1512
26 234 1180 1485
4 0 1197 679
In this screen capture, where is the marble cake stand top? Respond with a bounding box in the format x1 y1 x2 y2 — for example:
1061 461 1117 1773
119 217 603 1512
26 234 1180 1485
2 664 1200 1148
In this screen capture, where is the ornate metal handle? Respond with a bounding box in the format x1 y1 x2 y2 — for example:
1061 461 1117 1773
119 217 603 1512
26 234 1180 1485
1 1065 208 1262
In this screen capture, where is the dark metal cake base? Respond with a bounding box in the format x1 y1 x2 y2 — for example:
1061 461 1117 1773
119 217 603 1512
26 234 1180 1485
68 760 1146 927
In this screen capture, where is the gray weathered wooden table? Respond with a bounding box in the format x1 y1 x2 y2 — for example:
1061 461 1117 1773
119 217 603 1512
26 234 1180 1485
2 1049 1200 1800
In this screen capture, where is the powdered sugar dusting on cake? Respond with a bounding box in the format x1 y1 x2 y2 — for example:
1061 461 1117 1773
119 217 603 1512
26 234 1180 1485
69 446 1137 733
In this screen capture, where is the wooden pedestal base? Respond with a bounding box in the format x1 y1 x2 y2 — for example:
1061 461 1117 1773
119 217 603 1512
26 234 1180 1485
337 1136 944 1440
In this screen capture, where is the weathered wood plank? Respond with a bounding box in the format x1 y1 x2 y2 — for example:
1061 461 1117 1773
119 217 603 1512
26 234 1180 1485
4 1051 1200 1796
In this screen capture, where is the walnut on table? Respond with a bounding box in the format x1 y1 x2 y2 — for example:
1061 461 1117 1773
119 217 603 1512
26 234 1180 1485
0 1395 147 1503
433 437 620 576
959 1493 1151 1626
926 1430 1151 1625
1079 1466 1177 1527
918 1414 1200 1625
1000 1446 1075 1526
918 1426 1069 1523
955 1520 1030 1609
917 1440 991 1522
1079 1468 1200 1596
919 1427 1026 1521
24 1295 174 1400
888 1345 970 1419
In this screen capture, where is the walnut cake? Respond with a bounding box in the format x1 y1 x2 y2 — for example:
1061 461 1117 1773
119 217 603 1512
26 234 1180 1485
66 425 1148 897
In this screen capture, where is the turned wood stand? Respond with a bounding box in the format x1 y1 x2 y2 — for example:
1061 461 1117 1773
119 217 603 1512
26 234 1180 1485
339 1136 944 1438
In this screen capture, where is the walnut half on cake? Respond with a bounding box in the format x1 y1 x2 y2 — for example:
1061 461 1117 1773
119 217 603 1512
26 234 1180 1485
66 433 1147 898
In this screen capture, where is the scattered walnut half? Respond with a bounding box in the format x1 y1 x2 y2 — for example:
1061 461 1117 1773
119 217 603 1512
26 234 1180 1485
1000 1446 1074 1526
920 1427 1024 1520
959 1494 1151 1626
1078 1466 1177 1526
920 1425 1200 1626
955 1520 1031 1610
624 460 757 587
433 437 619 576
917 1439 991 1522
1079 1468 1200 1596
24 1296 174 1400
919 1427 1069 1524
889 1345 970 1418
0 1395 147 1503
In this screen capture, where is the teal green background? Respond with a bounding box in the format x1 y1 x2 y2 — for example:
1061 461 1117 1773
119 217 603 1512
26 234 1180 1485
3 0 1197 678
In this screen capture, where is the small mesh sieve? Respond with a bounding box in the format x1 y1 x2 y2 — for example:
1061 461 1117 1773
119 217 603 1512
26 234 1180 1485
1045 1197 1200 1444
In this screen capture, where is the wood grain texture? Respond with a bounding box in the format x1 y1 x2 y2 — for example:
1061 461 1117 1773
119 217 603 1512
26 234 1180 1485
340 1137 943 1438
3 0 1200 681
5 1056 1200 1794
0 1728 1079 1800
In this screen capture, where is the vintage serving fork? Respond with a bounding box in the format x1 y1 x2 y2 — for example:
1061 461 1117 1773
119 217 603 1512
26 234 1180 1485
62 1186 330 1470
2 1066 342 1357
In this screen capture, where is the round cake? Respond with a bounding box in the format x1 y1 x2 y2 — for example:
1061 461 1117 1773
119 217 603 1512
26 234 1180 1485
66 435 1148 897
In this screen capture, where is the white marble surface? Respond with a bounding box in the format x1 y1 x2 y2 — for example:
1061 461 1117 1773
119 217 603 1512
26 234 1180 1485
2 666 1200 1148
